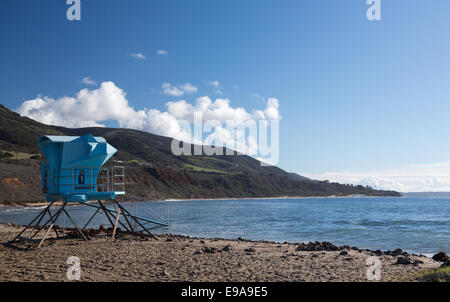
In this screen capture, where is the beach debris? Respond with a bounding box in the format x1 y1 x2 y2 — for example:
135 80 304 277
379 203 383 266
432 252 449 262
64 227 101 237
244 247 256 253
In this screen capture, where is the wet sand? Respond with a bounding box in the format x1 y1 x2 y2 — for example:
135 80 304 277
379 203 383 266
0 223 441 282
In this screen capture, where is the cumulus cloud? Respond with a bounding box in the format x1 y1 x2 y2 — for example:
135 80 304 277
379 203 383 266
16 81 281 156
166 96 257 125
156 49 168 56
162 83 198 96
80 77 97 86
131 52 146 60
179 83 198 94
304 162 450 192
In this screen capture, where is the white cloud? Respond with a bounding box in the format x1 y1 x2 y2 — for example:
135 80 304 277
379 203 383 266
156 49 168 56
304 162 450 192
253 98 280 120
80 77 97 86
162 83 198 96
131 52 146 60
167 96 255 125
249 93 263 99
179 83 198 94
206 81 223 94
16 81 281 155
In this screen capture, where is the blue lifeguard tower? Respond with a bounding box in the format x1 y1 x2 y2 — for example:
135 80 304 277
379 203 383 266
38 134 124 203
13 134 168 247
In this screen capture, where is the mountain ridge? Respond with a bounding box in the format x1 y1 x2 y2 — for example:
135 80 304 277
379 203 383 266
0 104 401 203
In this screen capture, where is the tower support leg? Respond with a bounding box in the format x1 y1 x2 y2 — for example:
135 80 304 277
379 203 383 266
12 201 56 242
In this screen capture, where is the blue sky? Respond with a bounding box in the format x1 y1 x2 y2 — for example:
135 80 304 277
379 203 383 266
1 0 450 191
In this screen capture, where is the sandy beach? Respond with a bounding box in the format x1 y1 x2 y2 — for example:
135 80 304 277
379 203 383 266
0 223 442 282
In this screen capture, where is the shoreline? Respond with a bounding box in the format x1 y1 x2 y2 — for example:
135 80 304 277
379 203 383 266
161 195 401 202
0 222 441 256
0 194 402 208
0 223 442 282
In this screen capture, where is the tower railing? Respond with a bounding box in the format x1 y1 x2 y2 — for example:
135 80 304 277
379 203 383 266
54 166 125 193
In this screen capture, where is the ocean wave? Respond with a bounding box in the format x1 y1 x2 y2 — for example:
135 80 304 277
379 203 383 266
334 219 450 227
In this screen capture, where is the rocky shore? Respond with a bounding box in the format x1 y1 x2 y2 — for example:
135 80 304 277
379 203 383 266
0 223 446 282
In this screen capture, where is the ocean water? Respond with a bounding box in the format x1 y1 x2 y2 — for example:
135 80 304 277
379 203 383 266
0 197 448 255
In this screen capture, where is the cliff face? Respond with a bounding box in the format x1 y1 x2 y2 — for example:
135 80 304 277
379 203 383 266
0 160 400 205
0 104 401 204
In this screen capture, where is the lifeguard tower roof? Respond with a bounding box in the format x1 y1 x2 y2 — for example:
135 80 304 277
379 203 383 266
39 134 125 203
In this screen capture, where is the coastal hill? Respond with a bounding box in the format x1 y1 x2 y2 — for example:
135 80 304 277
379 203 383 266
0 104 400 203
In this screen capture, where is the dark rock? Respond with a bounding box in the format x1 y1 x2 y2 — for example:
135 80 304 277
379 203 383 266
440 260 450 268
295 241 340 252
311 254 319 258
396 256 413 265
222 245 231 252
199 240 205 244
339 251 349 256
244 247 256 253
385 249 406 256
202 247 217 254
393 249 403 256
193 250 202 255
374 250 383 256
432 252 449 262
